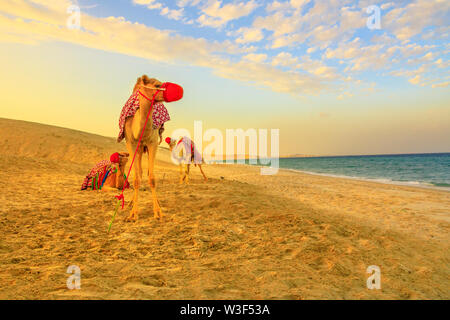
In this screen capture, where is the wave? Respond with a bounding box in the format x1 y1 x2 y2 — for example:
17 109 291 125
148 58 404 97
282 168 450 191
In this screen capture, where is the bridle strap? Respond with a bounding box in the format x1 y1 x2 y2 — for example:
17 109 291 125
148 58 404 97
138 84 166 91
137 90 153 102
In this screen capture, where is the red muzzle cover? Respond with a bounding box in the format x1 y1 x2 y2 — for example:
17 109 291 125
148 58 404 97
110 152 120 164
162 82 183 102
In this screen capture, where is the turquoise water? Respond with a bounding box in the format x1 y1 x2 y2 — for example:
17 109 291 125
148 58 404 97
273 153 450 189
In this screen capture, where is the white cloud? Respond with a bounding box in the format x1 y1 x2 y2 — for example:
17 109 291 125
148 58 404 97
380 2 394 10
197 0 259 28
271 52 298 67
409 75 421 85
133 0 156 4
297 55 338 79
243 53 268 63
0 0 328 96
161 7 184 20
2 0 448 93
383 0 450 40
266 1 292 12
133 0 183 21
431 81 449 88
337 92 353 100
234 27 264 44
290 0 310 10
176 0 202 7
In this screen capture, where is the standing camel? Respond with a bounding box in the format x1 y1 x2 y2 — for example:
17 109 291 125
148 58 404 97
165 136 208 184
117 75 183 221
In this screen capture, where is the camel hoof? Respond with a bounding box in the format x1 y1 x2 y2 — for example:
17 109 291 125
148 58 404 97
153 207 164 220
124 210 138 222
154 215 164 221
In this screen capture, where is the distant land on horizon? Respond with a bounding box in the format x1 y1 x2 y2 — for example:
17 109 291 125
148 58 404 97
208 152 450 161
281 152 450 159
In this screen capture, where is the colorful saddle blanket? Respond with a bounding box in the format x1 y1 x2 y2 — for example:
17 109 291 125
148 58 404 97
117 91 170 143
81 160 112 190
81 160 129 191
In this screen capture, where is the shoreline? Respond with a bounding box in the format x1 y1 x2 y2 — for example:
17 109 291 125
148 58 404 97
279 167 450 192
214 161 450 193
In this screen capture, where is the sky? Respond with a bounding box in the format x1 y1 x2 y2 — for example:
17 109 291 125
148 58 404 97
0 0 449 156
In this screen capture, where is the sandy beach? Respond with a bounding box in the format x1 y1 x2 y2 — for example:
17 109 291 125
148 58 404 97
0 118 449 300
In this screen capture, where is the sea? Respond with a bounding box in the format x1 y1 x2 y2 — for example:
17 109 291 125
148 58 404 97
260 153 450 190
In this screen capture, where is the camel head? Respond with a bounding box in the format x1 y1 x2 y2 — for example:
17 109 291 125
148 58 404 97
133 75 165 102
165 137 176 151
118 152 129 171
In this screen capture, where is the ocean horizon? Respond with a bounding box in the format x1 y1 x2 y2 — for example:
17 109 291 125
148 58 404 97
254 152 450 190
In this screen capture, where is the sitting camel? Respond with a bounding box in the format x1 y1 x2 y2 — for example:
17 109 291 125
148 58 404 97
81 152 129 191
117 75 183 221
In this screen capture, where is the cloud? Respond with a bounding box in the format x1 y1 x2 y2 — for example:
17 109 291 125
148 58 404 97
431 81 449 88
271 52 298 67
133 0 183 20
380 2 395 10
133 0 156 4
160 7 184 20
408 75 421 85
383 0 450 40
234 27 264 44
297 55 338 79
243 53 268 63
2 0 448 94
176 0 202 8
212 57 326 94
337 92 353 100
0 0 328 96
325 38 394 72
254 1 365 49
197 0 259 28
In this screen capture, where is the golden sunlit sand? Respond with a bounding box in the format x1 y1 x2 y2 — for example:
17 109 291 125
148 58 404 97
0 118 449 299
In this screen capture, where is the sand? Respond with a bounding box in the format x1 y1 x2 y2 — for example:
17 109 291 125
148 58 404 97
0 118 449 300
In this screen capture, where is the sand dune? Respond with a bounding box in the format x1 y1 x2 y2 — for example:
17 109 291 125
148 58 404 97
0 118 448 299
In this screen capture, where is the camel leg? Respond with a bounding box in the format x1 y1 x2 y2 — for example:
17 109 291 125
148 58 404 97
198 164 208 182
126 148 142 221
148 144 163 219
179 164 185 184
185 164 190 185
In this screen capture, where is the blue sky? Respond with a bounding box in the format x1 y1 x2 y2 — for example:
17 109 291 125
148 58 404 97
0 0 449 155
